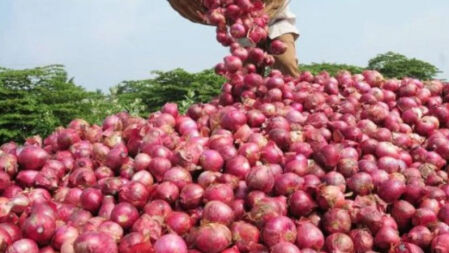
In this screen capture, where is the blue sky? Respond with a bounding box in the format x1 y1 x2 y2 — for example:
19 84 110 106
0 0 448 91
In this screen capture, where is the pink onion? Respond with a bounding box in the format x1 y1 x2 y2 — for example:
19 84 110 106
21 213 55 244
154 234 187 253
110 202 139 229
262 216 297 247
17 146 48 170
295 221 324 250
6 239 39 253
73 231 118 253
325 233 354 253
194 223 232 253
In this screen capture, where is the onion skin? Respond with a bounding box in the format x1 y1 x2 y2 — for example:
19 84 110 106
374 226 400 250
322 208 352 234
21 213 56 245
154 233 187 253
262 216 297 247
246 165 274 193
51 225 79 250
296 221 324 250
289 190 317 217
202 201 234 226
231 221 259 252
431 233 449 253
406 225 432 248
325 233 354 253
166 211 193 235
195 223 232 253
80 188 103 213
350 229 373 253
270 242 301 253
118 232 153 253
18 146 49 170
73 231 118 253
6 239 39 253
110 203 139 229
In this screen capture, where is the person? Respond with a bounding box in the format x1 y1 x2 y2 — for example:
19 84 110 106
168 0 300 77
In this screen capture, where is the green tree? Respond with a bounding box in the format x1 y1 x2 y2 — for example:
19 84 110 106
0 65 144 143
115 68 224 114
300 62 365 76
368 51 440 80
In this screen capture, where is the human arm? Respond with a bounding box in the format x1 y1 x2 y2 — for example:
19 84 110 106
168 0 208 25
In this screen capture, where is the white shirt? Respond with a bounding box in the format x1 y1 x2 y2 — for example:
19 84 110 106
268 3 299 39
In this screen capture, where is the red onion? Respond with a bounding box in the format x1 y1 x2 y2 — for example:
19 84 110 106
110 202 139 229
262 216 297 247
68 208 92 228
348 172 374 195
202 201 234 226
431 233 449 252
271 242 300 253
134 153 151 171
21 213 55 244
225 155 251 179
0 154 18 177
131 218 161 244
231 221 259 252
289 190 317 217
374 226 400 249
148 157 172 182
118 181 149 208
391 200 416 229
350 229 373 253
246 165 274 193
97 221 123 243
17 146 48 170
0 227 12 251
163 167 192 190
178 184 204 209
194 223 232 253
204 183 234 203
6 239 39 253
317 185 345 209
52 225 79 250
406 225 432 248
165 211 192 235
80 188 103 213
325 233 354 253
0 223 21 243
377 178 406 203
131 170 154 188
118 232 152 253
154 181 180 204
412 208 437 226
16 170 39 187
144 200 172 218
154 234 187 253
199 150 224 172
323 208 351 234
274 173 303 196
314 144 340 168
73 231 118 253
295 221 324 250
285 155 308 176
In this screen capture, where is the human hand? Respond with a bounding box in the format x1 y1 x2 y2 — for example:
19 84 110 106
168 0 207 24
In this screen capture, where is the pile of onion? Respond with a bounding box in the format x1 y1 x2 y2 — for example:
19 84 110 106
1 0 449 252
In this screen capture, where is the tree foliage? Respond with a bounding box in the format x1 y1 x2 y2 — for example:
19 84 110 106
368 51 440 80
300 62 365 76
0 65 143 143
114 68 224 114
